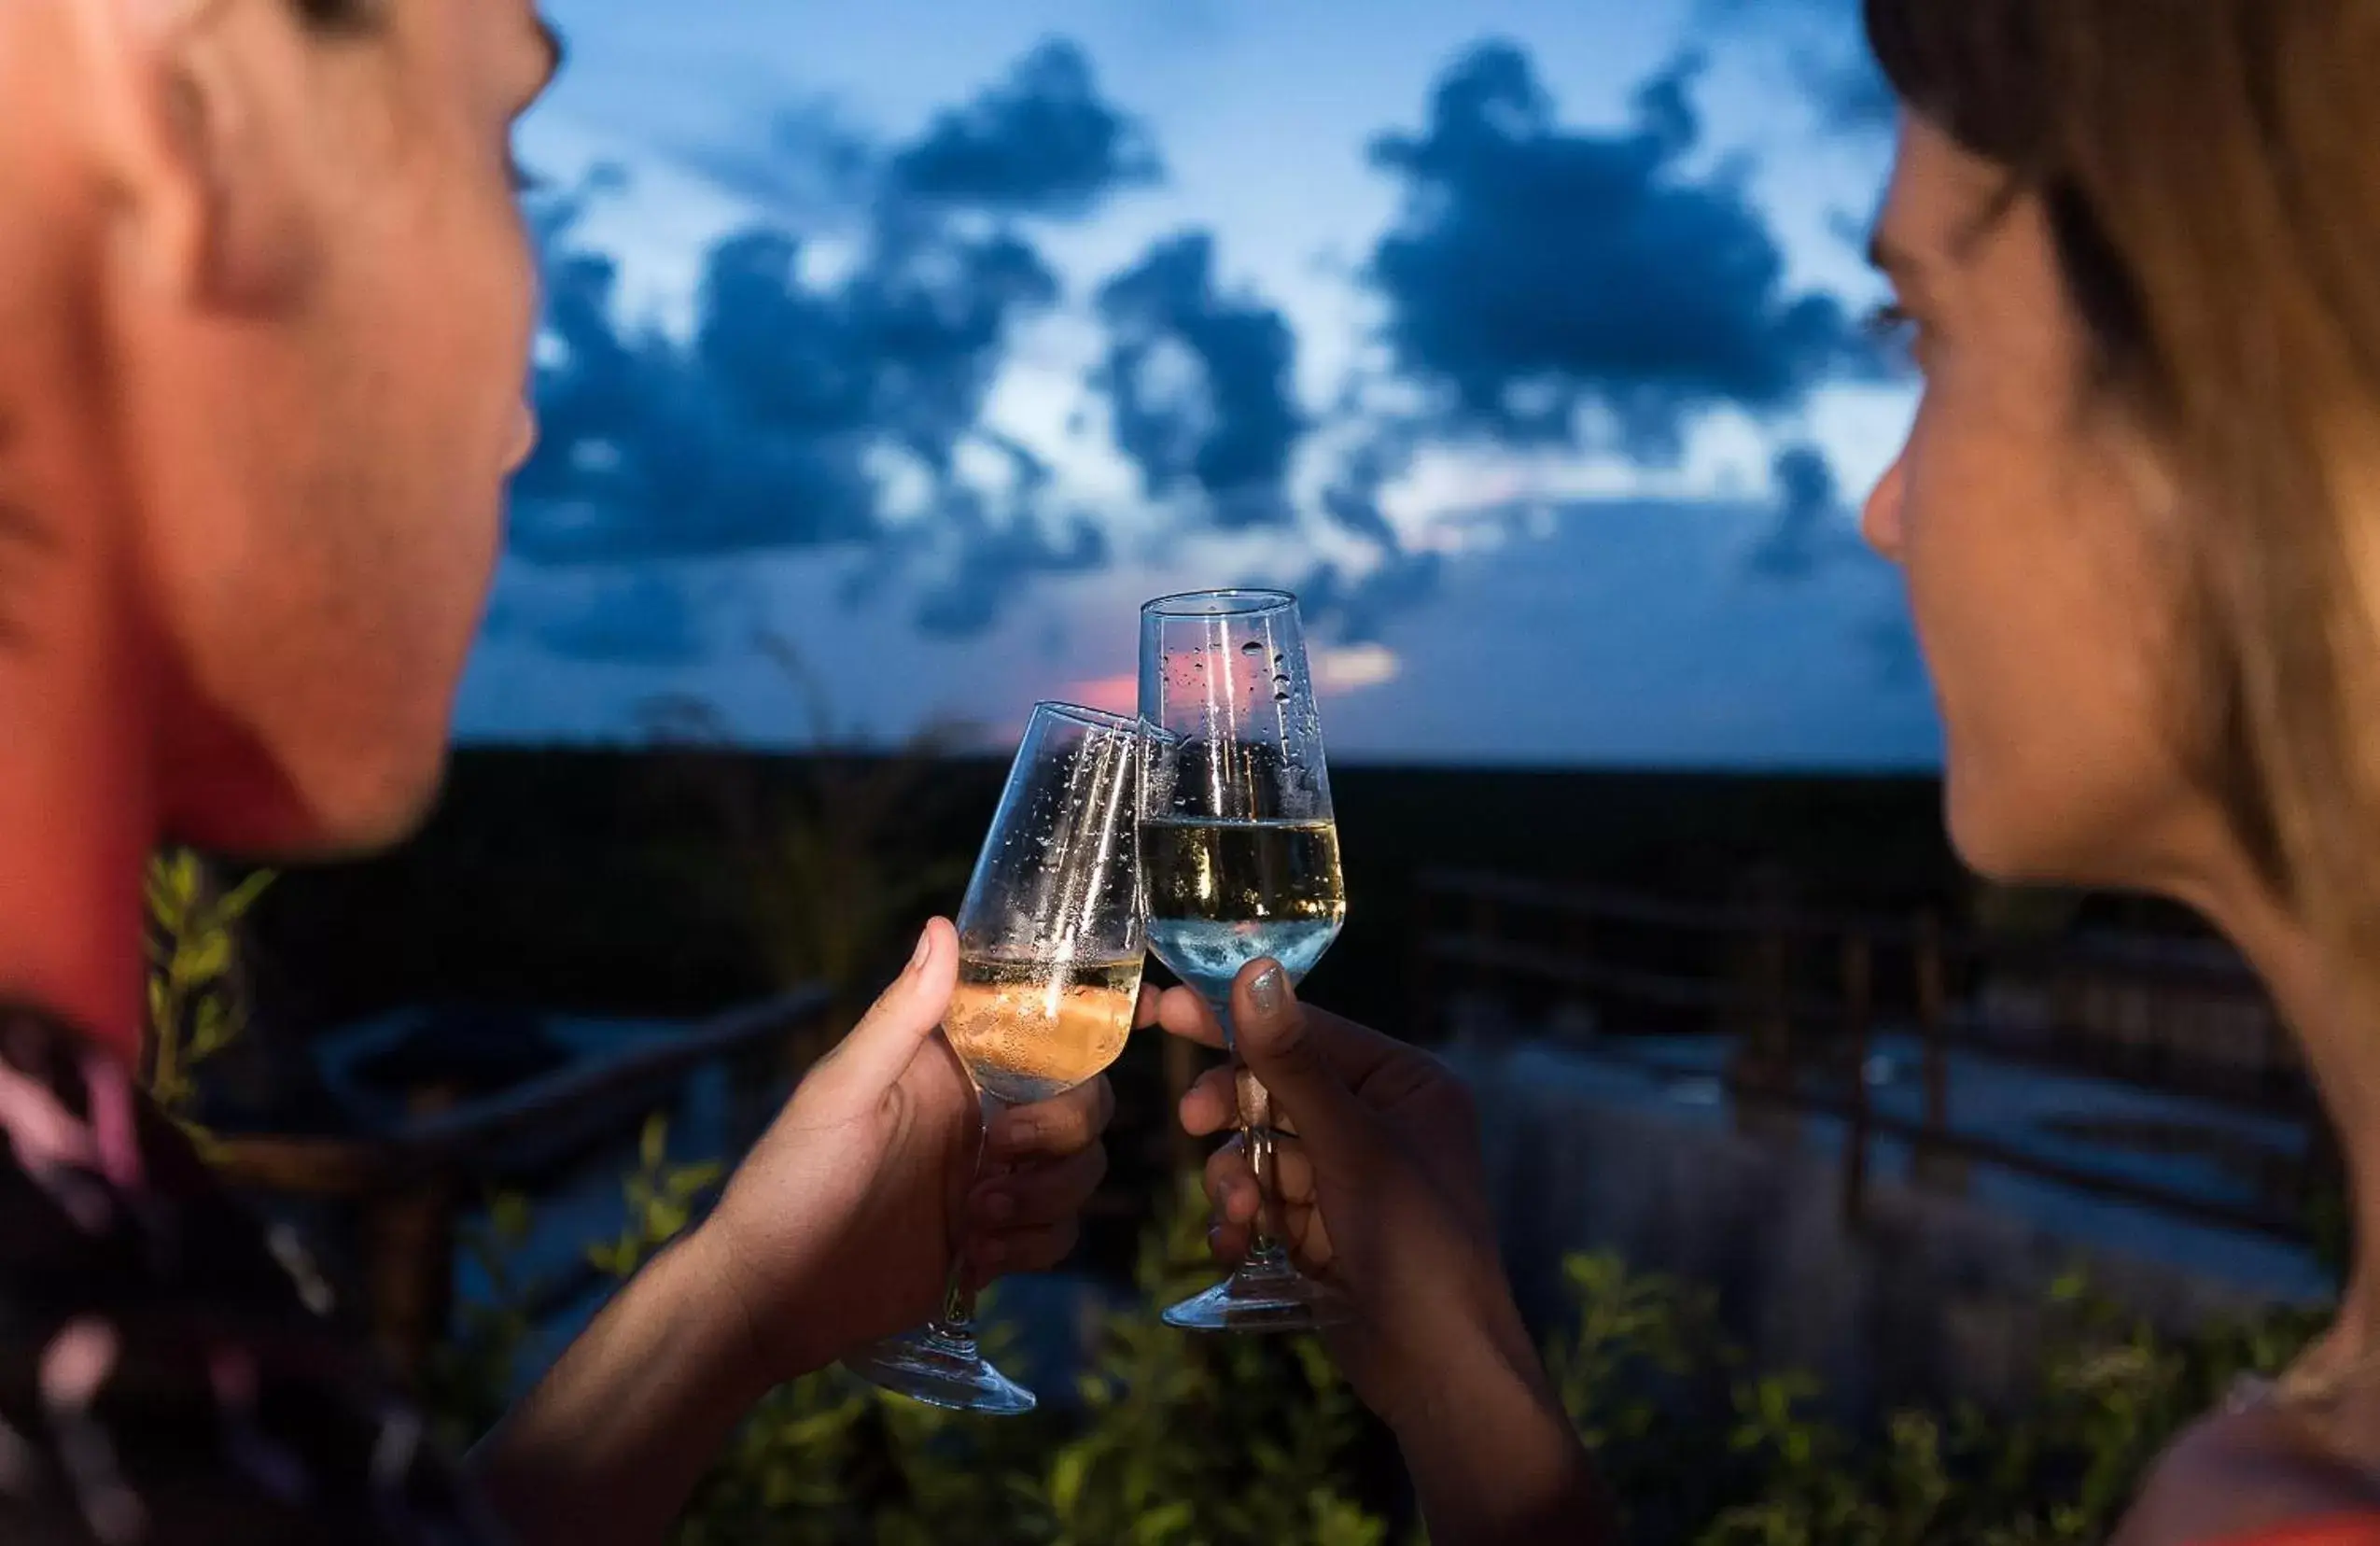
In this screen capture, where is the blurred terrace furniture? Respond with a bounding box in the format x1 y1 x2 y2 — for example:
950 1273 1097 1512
210 987 833 1388
1411 869 2323 1245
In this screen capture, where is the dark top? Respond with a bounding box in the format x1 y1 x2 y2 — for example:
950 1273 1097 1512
0 1005 507 1543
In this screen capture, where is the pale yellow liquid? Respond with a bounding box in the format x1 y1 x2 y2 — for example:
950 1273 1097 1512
1140 819 1346 1003
945 954 1142 1103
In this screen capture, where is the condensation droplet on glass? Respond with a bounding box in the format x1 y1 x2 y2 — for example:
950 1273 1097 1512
1274 690 1291 703
1240 640 1265 656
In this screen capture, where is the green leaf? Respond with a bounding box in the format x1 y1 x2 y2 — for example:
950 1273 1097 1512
190 997 234 1060
179 933 232 988
666 1162 723 1199
143 864 179 928
1048 1445 1090 1518
165 849 201 907
217 868 275 920
1130 1501 1194 1543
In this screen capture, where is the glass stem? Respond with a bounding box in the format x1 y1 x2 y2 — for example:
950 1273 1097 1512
929 1089 1007 1343
1220 1002 1293 1274
931 1258 976 1344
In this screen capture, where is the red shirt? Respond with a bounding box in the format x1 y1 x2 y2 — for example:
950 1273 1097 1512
2219 1520 2380 1545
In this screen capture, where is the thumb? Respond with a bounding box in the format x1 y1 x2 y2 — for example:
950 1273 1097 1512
1229 960 1372 1164
813 919 959 1098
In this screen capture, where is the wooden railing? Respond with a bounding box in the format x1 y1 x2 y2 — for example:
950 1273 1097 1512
214 987 834 1384
1410 870 2321 1244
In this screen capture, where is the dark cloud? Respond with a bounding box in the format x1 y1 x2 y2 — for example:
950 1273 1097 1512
510 231 906 563
1317 427 1417 550
1747 443 1845 579
1297 548 1445 646
914 492 1108 639
507 37 1193 642
1094 230 1307 527
668 102 882 225
526 162 631 250
513 197 1094 628
1364 42 1876 461
891 38 1163 217
1295 418 1440 642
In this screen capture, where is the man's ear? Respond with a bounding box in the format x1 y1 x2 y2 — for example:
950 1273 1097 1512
69 0 318 312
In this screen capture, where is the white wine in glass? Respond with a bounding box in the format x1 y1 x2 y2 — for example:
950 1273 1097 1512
1139 589 1349 1333
1140 817 1345 999
842 702 1144 1414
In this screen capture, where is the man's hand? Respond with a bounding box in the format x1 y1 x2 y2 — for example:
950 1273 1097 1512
473 919 1113 1546
698 916 1113 1382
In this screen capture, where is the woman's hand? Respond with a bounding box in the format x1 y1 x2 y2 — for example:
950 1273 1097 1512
1155 962 1610 1545
697 917 1113 1382
1151 963 1523 1422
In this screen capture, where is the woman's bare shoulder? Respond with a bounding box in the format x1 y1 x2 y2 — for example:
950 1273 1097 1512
2116 1402 2380 1546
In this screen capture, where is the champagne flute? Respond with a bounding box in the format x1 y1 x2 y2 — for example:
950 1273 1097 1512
842 702 1145 1413
1138 589 1349 1333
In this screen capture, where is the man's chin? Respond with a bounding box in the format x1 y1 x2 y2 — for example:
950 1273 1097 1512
301 756 451 863
166 750 449 865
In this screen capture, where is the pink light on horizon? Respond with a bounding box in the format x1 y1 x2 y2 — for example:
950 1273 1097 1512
1057 671 1139 716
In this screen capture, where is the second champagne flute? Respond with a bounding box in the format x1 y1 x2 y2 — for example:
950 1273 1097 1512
1139 589 1349 1333
842 702 1145 1413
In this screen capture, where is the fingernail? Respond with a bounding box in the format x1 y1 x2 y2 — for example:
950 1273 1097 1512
993 1116 1032 1152
909 927 933 974
976 1238 1008 1267
1249 965 1284 1016
980 1189 1017 1224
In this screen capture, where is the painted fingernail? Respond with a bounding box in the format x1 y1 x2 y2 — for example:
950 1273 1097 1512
1248 965 1285 1016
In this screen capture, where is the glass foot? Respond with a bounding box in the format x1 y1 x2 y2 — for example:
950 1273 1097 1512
841 1329 1037 1415
1162 1252 1348 1334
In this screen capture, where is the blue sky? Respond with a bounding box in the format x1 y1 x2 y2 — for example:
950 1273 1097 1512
458 0 1938 767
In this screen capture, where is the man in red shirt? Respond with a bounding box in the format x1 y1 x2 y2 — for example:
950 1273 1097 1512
0 3 1110 1540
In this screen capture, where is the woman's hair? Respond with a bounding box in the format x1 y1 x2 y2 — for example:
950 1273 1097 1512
1866 0 2380 986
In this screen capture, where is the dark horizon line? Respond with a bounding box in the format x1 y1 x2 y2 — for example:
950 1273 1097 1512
447 737 1945 781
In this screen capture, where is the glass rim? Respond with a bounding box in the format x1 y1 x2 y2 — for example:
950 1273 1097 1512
1029 700 1141 737
1140 587 1299 620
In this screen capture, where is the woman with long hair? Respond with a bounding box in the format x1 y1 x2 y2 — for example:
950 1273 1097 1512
1152 3 2380 1539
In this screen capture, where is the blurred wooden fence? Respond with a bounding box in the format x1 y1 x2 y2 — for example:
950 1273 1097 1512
1410 870 2324 1244
213 988 833 1386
